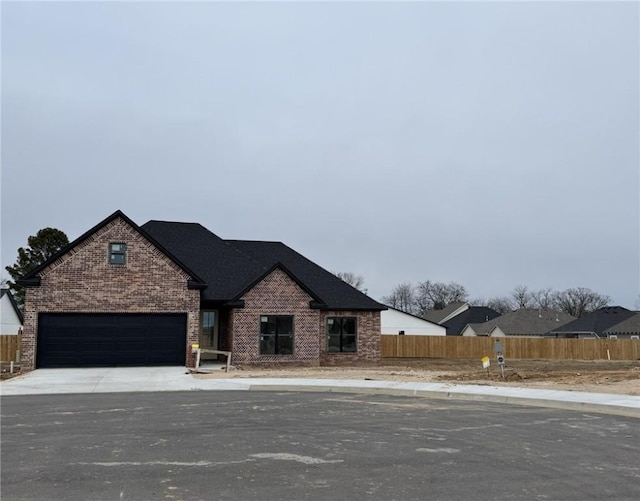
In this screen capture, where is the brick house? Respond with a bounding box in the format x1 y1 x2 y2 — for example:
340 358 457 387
18 210 385 370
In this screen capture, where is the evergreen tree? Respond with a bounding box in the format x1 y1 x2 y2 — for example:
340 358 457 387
5 227 69 309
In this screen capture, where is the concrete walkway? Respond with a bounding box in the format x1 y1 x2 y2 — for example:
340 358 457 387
1 367 638 417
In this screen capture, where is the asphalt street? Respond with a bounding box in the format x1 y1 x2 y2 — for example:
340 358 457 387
2 391 639 501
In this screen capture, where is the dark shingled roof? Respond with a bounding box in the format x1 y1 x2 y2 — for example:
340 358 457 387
141 221 261 302
546 306 635 337
423 302 467 324
17 210 384 312
604 312 640 336
228 240 383 310
141 221 385 311
442 307 501 335
465 309 575 336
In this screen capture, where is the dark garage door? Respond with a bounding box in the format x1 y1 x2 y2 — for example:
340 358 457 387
37 313 187 368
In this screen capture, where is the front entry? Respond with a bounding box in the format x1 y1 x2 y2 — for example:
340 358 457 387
199 310 218 359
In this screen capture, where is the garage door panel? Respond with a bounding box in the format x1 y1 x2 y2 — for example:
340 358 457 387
113 352 147 366
148 351 181 364
82 353 115 367
37 314 187 368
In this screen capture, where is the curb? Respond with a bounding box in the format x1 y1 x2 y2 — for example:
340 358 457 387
246 383 640 418
2 369 638 418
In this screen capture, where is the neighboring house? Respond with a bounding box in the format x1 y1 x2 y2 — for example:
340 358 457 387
18 210 386 370
546 306 635 339
461 309 575 337
423 302 469 325
442 306 501 335
381 307 446 336
603 313 640 339
1 289 23 335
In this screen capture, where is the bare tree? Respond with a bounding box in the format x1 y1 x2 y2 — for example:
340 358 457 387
468 297 487 307
413 283 432 318
486 296 515 314
414 280 468 315
531 287 556 310
382 282 416 314
553 287 611 318
511 285 535 309
334 271 366 293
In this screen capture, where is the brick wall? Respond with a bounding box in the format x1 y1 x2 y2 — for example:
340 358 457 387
319 310 381 366
230 268 320 366
229 268 381 366
21 217 200 370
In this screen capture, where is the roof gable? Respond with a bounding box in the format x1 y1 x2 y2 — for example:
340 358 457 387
489 325 506 337
231 262 325 306
225 240 385 310
19 210 205 286
460 324 479 336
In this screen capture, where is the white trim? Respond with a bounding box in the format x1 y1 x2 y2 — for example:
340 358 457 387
438 303 470 324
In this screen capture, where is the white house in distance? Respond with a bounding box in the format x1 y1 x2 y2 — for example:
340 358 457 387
1 289 23 335
381 307 446 336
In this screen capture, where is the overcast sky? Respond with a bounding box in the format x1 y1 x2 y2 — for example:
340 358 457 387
2 1 638 308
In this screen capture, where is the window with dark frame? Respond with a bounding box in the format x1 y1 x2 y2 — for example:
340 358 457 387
201 311 216 347
259 315 294 355
109 243 126 265
327 317 357 352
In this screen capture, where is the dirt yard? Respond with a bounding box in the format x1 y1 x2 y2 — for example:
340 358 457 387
195 358 640 396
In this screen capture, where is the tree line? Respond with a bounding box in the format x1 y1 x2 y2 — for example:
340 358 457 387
381 281 611 318
334 272 614 319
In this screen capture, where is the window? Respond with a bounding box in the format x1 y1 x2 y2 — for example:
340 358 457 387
109 243 126 265
259 315 294 355
200 311 217 348
327 317 357 352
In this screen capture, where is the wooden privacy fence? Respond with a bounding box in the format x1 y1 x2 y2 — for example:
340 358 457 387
0 334 21 362
381 335 640 361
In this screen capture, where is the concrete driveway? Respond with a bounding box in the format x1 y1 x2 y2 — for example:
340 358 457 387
0 367 249 395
